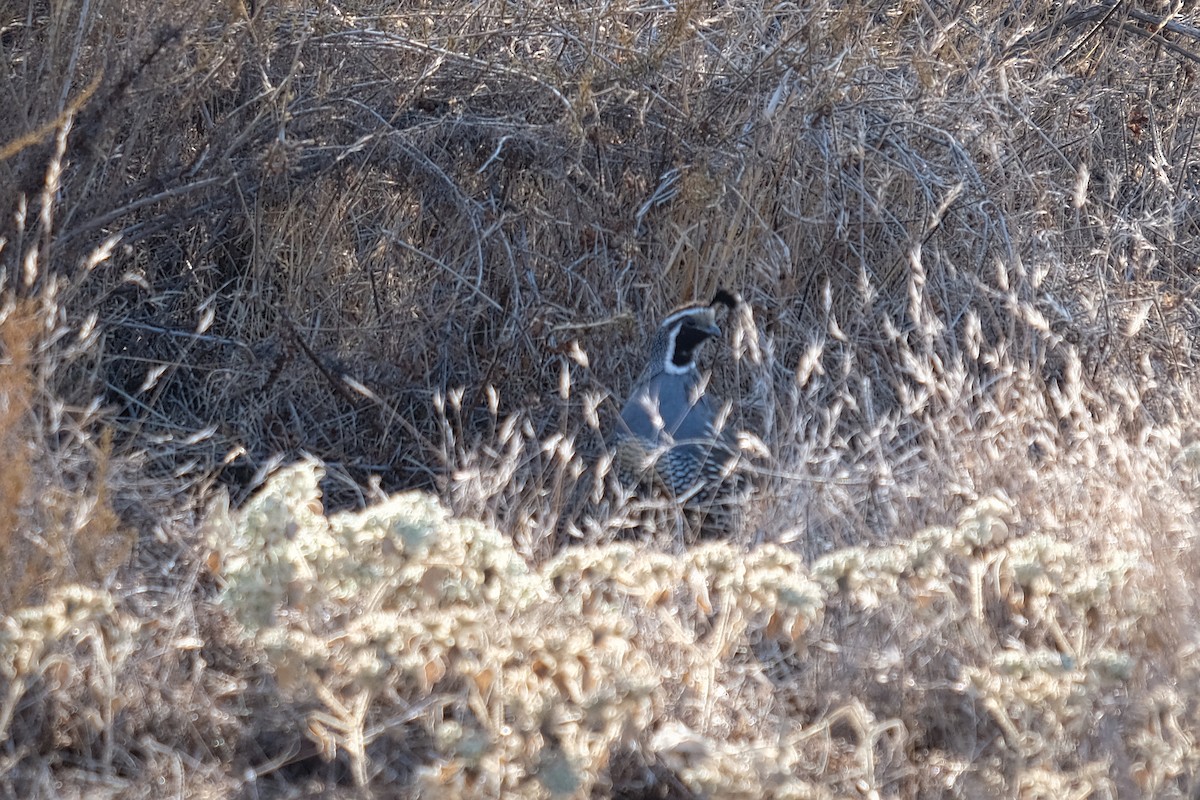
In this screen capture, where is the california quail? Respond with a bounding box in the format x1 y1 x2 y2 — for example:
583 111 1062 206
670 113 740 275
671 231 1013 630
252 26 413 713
613 290 742 508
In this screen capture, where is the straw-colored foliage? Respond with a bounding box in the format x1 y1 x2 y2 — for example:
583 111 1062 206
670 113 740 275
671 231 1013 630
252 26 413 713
3 0 1200 796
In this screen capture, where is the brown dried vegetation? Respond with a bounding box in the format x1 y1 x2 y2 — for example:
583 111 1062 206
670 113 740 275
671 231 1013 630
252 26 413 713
3 0 1200 796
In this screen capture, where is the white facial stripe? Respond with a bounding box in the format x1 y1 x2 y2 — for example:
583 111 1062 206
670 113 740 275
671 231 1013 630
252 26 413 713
663 323 694 374
659 305 713 329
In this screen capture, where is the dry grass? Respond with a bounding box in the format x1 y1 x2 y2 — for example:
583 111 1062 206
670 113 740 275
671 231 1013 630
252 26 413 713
3 0 1200 796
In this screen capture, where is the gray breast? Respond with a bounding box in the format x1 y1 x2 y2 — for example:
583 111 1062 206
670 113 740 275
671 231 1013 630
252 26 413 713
620 372 714 441
615 370 735 502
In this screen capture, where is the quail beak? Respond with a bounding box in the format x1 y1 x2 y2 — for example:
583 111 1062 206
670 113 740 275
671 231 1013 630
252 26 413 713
700 322 721 337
